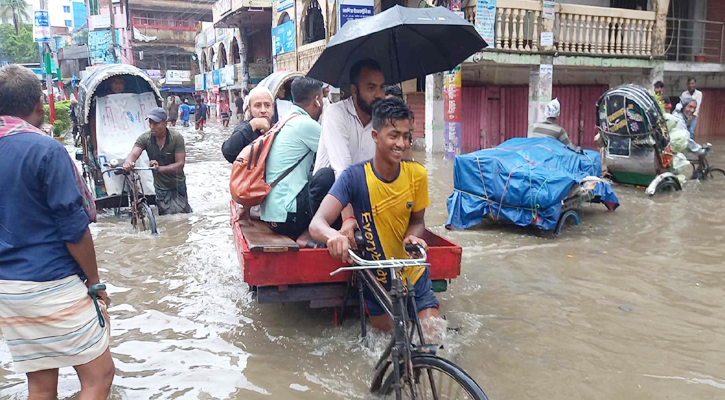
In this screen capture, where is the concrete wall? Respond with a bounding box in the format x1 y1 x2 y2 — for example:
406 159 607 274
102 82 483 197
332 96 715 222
559 0 610 7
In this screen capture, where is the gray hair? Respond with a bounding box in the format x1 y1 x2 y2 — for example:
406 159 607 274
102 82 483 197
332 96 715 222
0 65 43 117
680 95 697 108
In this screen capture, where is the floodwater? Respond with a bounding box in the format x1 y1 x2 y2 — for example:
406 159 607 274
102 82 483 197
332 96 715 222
2 121 725 400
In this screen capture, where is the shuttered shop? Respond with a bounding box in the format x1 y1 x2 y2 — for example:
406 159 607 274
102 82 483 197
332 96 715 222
696 89 725 138
551 85 608 149
461 85 529 152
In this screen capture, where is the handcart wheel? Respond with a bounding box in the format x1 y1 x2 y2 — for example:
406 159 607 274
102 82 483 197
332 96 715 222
554 210 580 236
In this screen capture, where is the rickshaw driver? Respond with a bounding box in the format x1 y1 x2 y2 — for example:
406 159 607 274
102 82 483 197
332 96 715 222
529 98 578 151
89 75 126 161
309 98 440 333
122 108 192 215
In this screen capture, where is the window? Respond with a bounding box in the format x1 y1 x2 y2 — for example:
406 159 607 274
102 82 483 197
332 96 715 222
64 20 72 27
63 6 70 13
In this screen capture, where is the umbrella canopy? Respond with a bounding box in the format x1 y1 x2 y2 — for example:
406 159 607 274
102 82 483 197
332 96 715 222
307 5 487 88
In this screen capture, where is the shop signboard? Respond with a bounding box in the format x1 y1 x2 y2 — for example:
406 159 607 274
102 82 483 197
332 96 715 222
444 65 462 160
474 0 496 45
33 10 50 42
338 0 374 29
272 21 295 56
195 74 205 91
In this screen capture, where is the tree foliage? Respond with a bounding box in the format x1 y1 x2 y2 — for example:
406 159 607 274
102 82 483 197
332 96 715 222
0 23 38 63
0 0 30 34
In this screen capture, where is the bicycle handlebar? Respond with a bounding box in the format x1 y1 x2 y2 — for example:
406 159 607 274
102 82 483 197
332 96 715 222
329 245 428 276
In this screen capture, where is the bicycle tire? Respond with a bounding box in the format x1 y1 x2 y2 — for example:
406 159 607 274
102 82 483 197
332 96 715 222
380 355 488 400
142 202 158 235
706 167 725 180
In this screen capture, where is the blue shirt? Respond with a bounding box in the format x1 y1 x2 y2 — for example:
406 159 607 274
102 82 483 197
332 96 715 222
179 104 191 121
261 105 320 223
0 133 88 282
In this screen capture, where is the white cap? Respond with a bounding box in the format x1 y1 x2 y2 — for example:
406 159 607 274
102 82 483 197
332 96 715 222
544 98 561 119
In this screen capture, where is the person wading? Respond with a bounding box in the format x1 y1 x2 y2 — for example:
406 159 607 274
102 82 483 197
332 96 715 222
0 64 115 400
123 107 192 215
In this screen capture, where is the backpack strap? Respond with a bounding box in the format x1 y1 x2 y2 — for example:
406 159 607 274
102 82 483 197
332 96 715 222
268 112 310 188
270 150 312 188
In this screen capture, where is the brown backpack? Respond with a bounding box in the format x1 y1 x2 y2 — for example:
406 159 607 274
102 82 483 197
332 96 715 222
229 113 310 207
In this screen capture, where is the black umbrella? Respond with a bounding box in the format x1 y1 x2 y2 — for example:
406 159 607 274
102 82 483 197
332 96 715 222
307 5 487 88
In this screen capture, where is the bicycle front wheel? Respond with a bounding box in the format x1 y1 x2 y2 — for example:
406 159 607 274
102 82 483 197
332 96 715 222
705 167 725 181
141 202 158 235
381 355 488 400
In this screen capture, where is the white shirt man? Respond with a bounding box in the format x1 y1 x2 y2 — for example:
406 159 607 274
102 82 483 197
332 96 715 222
313 60 385 177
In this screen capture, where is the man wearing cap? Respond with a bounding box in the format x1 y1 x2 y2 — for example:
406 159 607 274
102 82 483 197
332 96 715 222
529 98 576 150
123 107 192 215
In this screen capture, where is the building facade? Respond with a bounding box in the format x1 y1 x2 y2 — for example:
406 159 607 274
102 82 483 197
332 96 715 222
127 0 214 92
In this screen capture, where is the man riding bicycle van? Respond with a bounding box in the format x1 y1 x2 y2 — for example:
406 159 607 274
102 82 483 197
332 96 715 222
309 97 439 332
123 107 192 215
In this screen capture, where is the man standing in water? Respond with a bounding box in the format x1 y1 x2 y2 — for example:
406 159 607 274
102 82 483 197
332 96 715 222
123 108 192 215
310 98 439 332
0 64 115 399
195 97 209 131
681 77 703 139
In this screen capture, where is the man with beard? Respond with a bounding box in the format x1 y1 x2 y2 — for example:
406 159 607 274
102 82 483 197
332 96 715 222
221 86 275 163
314 59 385 177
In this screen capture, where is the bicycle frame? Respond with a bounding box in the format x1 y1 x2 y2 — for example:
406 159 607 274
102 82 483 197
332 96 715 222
331 249 440 399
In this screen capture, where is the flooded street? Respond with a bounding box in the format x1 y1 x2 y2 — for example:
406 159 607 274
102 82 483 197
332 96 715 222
2 121 725 399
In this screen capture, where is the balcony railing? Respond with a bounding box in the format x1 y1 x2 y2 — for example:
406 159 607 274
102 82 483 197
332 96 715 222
665 18 724 63
464 0 657 57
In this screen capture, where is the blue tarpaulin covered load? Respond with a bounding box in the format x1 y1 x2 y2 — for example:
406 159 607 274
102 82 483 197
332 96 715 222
446 137 619 231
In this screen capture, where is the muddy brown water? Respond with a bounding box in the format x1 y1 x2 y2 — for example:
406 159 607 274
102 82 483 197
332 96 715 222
2 122 725 399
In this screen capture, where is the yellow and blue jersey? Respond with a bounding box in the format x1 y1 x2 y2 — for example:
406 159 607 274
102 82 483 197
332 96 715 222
329 160 430 289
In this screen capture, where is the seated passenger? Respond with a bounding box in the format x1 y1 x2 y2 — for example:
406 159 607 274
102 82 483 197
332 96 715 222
261 77 332 247
309 98 439 332
529 98 577 151
673 97 709 157
222 86 276 164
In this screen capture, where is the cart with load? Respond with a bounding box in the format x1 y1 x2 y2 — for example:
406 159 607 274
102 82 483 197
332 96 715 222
446 137 619 235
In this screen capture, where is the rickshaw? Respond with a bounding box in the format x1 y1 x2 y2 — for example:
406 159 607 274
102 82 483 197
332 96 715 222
255 70 304 123
75 64 163 233
596 85 683 195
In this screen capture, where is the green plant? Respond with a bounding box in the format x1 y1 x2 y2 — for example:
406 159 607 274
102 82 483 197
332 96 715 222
44 100 72 137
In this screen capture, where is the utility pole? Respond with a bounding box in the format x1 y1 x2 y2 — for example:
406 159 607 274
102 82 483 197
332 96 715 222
107 0 118 63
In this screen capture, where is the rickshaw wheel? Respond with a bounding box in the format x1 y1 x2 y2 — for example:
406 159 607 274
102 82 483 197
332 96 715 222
554 210 580 236
654 178 680 194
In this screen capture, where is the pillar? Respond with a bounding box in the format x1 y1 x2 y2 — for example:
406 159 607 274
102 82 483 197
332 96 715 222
651 0 671 56
648 61 665 88
425 73 445 154
528 55 553 131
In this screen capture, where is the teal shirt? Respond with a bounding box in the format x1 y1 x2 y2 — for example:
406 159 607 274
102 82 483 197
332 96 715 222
261 105 321 223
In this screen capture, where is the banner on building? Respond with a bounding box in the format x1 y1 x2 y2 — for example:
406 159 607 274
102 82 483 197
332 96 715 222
96 92 158 197
222 64 236 86
474 0 496 45
33 10 50 42
272 21 295 56
214 0 232 16
212 69 221 92
89 30 120 65
144 69 162 80
166 70 191 85
216 28 227 43
205 27 216 47
338 0 374 30
91 14 111 29
277 0 293 12
195 74 205 91
444 65 462 160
